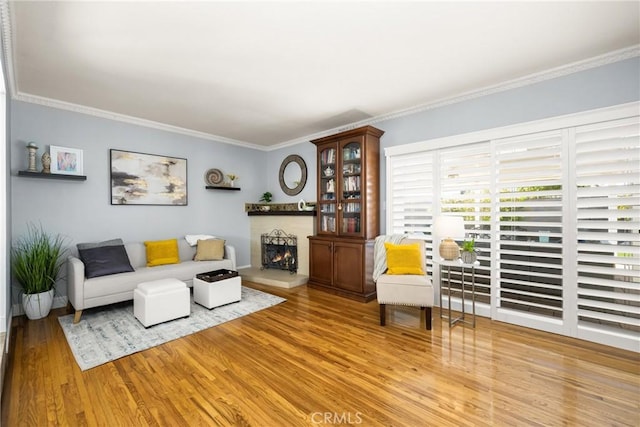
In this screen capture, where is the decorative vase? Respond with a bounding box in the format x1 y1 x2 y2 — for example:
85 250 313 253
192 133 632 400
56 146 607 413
461 251 477 264
22 289 54 320
41 152 51 174
26 142 38 172
229 180 234 187
439 238 460 260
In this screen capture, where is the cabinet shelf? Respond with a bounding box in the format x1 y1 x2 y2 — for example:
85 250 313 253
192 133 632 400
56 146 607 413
18 170 87 181
205 186 241 191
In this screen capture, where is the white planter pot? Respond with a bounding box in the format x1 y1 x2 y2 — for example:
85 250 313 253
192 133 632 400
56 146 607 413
461 251 477 264
22 289 54 320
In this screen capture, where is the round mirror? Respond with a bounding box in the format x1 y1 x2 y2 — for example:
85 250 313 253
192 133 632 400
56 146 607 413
279 154 307 196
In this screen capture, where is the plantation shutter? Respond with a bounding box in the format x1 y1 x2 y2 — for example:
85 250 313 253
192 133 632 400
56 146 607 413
574 117 640 344
439 142 492 305
387 151 434 271
493 131 565 330
385 104 639 350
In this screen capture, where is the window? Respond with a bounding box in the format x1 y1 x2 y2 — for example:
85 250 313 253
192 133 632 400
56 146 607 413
574 118 640 345
385 104 639 351
439 143 492 305
387 151 435 272
493 131 565 329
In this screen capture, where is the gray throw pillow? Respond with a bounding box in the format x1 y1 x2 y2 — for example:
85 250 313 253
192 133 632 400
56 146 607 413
77 238 124 251
78 245 134 279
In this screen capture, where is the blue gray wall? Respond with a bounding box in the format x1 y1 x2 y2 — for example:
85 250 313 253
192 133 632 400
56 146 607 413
10 101 267 301
373 57 639 233
8 56 640 305
265 143 317 205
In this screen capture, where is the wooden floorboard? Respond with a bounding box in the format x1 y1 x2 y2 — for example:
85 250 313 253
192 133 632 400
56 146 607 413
2 282 638 426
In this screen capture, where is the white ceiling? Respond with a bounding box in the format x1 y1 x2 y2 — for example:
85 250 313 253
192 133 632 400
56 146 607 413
3 1 639 149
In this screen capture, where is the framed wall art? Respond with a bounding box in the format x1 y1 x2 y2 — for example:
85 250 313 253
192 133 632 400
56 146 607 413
50 145 84 176
110 149 188 206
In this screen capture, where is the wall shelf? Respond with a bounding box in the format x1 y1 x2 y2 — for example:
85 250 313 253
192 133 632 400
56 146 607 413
205 186 240 191
18 170 87 181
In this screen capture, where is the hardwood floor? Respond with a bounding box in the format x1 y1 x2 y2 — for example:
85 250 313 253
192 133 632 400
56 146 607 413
2 282 638 426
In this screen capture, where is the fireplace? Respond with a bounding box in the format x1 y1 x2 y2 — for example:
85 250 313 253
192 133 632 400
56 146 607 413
261 229 298 273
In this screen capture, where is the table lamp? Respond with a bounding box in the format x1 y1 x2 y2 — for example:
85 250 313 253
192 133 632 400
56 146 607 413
434 215 465 260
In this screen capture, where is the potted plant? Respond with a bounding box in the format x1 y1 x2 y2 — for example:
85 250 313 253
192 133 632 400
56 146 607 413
12 224 67 319
227 173 238 187
260 191 273 203
258 191 273 211
461 239 477 264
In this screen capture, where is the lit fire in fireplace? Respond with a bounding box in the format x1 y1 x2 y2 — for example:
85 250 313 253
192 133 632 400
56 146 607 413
272 249 294 263
261 229 298 273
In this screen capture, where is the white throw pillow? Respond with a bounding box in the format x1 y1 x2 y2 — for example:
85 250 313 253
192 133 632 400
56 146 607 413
185 234 216 246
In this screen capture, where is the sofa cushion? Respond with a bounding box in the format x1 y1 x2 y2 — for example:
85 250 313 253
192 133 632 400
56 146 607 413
384 242 424 275
144 239 180 267
194 239 225 261
78 244 135 279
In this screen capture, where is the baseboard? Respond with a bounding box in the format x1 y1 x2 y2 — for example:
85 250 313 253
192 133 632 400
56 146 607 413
12 295 68 317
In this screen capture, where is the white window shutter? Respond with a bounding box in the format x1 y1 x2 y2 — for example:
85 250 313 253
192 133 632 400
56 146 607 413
574 117 640 345
493 131 565 325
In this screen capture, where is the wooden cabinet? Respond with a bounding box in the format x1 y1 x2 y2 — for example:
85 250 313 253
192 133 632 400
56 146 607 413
308 236 376 301
308 125 383 302
309 238 333 286
314 126 382 239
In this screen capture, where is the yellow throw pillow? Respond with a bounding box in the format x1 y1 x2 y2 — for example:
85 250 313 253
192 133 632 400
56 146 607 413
194 239 226 261
384 242 424 275
144 239 180 267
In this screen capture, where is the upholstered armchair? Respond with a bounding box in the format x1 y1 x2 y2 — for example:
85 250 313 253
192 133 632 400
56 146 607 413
373 235 434 330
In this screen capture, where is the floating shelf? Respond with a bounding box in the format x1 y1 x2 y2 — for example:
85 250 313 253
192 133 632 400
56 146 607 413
205 186 241 191
18 171 87 181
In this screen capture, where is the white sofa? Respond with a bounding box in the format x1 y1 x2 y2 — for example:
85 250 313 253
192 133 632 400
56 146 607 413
67 238 236 323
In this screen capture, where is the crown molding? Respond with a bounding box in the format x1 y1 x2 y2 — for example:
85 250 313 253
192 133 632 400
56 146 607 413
12 92 267 150
366 44 640 125
1 0 637 152
272 45 640 150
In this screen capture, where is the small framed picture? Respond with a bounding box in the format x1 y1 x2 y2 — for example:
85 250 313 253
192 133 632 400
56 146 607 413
50 145 83 176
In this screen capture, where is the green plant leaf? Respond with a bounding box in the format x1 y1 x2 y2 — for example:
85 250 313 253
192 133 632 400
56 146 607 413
11 223 67 295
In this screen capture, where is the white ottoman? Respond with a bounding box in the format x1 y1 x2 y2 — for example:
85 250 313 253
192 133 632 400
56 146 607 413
134 278 190 327
193 270 241 309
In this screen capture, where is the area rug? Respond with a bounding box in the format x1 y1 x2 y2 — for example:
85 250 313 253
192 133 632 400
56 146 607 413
58 286 285 371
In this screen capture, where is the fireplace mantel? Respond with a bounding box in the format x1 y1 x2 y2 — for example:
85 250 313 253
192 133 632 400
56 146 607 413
245 202 316 216
247 211 316 216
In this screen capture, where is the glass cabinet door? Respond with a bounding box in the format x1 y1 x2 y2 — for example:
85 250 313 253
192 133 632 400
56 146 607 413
319 146 337 234
339 139 362 236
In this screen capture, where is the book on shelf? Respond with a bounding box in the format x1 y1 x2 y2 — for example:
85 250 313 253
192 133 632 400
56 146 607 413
342 217 360 233
322 215 336 233
342 176 360 192
321 149 336 165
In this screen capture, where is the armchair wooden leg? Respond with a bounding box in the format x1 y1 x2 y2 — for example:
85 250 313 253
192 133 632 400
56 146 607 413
73 310 83 324
379 304 386 326
423 307 432 330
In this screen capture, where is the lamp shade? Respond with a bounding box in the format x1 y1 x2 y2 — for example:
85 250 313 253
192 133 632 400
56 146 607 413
433 216 465 260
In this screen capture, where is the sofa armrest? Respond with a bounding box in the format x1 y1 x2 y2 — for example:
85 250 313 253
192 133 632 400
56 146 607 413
224 244 237 270
67 256 86 310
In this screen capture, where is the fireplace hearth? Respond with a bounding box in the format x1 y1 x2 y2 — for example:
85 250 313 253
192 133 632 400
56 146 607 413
261 229 298 273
